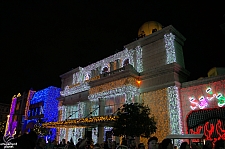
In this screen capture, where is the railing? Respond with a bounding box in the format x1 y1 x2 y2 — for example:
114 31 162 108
100 64 136 78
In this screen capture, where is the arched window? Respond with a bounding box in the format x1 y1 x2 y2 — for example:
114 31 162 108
123 59 129 66
102 67 108 73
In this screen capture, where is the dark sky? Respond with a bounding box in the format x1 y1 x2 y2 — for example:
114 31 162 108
1 1 225 104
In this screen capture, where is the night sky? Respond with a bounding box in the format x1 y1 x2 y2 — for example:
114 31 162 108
1 1 225 104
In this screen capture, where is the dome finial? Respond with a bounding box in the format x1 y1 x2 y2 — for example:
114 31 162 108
138 21 163 38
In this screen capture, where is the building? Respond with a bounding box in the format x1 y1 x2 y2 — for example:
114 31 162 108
25 86 60 141
180 68 225 143
43 21 189 145
4 90 35 136
41 20 225 146
0 103 10 122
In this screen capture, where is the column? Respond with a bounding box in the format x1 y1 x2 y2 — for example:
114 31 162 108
91 70 95 78
110 62 114 72
98 98 105 144
99 98 105 116
116 59 121 69
98 126 104 144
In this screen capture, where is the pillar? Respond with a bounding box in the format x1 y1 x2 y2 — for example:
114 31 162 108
98 126 104 144
116 59 121 69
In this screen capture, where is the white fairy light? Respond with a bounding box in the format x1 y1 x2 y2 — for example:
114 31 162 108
61 46 143 97
60 82 90 97
167 86 182 146
164 33 176 64
88 85 139 101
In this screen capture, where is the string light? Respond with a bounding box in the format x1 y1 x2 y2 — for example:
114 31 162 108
187 107 225 143
141 88 170 144
60 82 90 97
88 77 139 101
60 46 143 97
43 115 117 128
167 86 182 146
5 96 17 136
24 90 36 120
164 33 176 64
88 85 139 101
180 80 225 139
29 86 60 140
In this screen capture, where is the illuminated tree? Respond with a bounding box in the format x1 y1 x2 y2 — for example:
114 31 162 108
113 103 157 138
33 123 49 137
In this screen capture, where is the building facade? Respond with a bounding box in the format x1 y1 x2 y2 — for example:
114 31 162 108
43 22 190 146
5 90 36 136
25 86 60 141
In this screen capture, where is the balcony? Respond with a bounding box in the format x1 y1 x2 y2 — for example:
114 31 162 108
90 64 139 87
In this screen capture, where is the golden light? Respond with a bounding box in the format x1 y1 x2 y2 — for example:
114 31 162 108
137 80 141 85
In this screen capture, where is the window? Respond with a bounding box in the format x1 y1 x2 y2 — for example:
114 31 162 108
102 67 109 73
16 102 21 110
104 95 125 115
123 59 129 66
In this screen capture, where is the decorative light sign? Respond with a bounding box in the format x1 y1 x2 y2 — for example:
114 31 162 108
187 107 225 143
189 87 225 110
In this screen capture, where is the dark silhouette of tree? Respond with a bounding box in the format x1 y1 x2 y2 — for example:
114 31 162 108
113 103 157 138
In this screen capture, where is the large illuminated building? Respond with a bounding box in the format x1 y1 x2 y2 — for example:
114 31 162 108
43 21 189 145
37 21 225 146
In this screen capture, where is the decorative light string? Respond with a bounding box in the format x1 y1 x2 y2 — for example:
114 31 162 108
141 88 170 144
60 46 143 97
88 85 139 101
5 96 18 136
29 86 60 140
136 46 143 73
89 77 138 95
43 115 117 128
164 33 176 64
180 79 225 139
60 82 90 97
24 90 36 120
167 86 182 146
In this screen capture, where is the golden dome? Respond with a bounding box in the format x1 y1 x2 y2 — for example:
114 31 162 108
138 21 163 37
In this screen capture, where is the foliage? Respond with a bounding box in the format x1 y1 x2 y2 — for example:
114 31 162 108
33 123 50 137
113 103 157 138
0 121 6 135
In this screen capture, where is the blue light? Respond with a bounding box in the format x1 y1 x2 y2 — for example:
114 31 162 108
29 86 60 140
